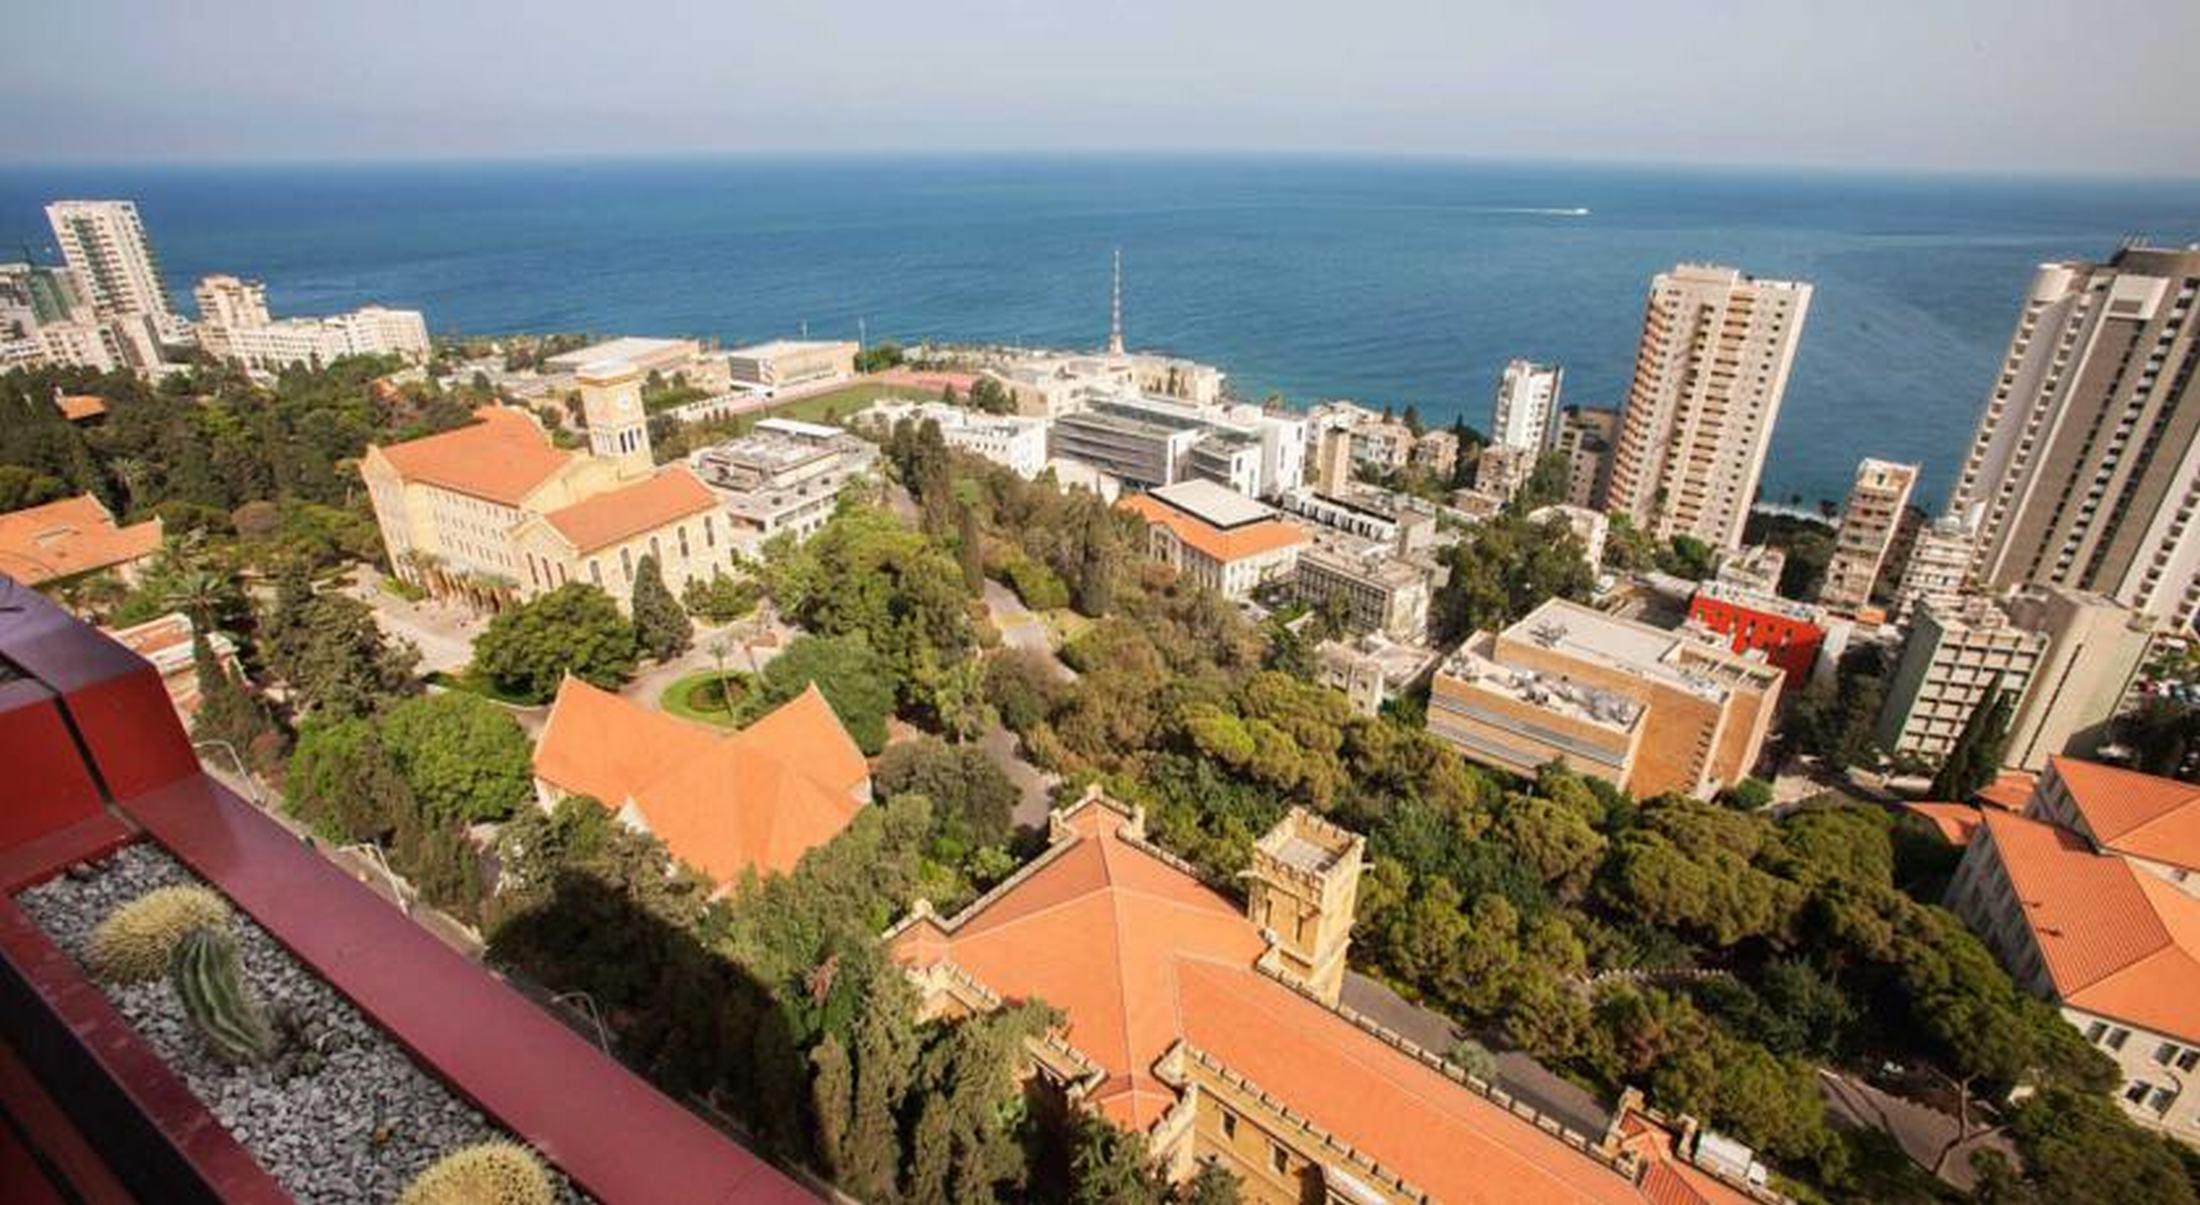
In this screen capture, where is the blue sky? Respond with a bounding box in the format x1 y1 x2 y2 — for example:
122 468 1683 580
7 0 2197 173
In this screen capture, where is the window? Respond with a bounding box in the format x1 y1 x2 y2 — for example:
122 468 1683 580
2126 1081 2154 1105
2108 1027 2131 1051
704 515 715 548
2086 1021 2109 1043
2181 1050 2200 1073
589 560 602 586
2149 1087 2176 1115
2156 1043 2180 1066
1269 1142 1288 1176
620 548 633 582
1220 1110 1237 1140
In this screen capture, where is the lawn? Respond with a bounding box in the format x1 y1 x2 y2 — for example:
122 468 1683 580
762 380 941 426
661 669 754 727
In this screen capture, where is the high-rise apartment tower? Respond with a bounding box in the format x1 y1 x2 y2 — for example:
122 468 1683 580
1491 359 1563 452
44 200 177 333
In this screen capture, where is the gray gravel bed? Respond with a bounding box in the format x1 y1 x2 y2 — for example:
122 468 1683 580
17 843 586 1203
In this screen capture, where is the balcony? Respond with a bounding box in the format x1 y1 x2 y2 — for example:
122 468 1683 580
0 578 812 1203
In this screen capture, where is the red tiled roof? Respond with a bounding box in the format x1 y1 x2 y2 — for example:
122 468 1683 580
539 468 718 554
533 679 869 883
371 407 573 506
1974 769 2036 812
1902 802 1983 846
0 495 162 585
2047 756 2200 872
1118 493 1306 564
890 798 1657 1203
53 394 107 422
1980 809 2200 1042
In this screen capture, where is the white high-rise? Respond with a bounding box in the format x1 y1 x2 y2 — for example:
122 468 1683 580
1606 264 1812 550
1490 359 1563 452
45 200 178 334
192 273 430 370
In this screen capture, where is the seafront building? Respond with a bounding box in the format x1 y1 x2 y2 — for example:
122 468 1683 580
532 678 869 887
1945 759 2200 1143
192 274 430 371
361 363 735 612
545 336 717 382
1119 479 1306 600
1817 459 1919 613
1606 265 1813 550
1492 359 1564 452
1948 245 2200 631
1427 598 1782 798
44 199 178 334
886 789 1765 1204
1050 390 1304 500
724 339 858 390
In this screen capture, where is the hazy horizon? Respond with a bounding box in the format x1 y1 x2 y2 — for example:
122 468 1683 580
8 0 2198 176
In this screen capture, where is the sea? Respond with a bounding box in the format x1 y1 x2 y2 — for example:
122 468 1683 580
5 155 2198 510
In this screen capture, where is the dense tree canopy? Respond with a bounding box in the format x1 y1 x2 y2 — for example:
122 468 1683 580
378 691 535 825
471 583 639 702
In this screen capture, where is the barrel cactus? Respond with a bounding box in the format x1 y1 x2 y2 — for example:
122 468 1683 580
399 1141 553 1205
88 885 231 982
168 926 276 1066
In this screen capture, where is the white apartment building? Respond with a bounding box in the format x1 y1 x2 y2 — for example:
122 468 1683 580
45 200 179 335
1947 246 2200 631
193 274 430 370
1893 513 1977 621
1818 459 1919 612
1491 359 1563 452
1606 265 1813 550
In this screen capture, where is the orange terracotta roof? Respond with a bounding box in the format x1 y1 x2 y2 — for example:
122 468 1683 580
890 798 1655 1203
2047 756 2200 872
1901 802 1983 846
1980 809 2200 1042
539 468 718 554
1118 492 1306 564
1611 1115 1760 1205
0 494 162 586
1974 769 2036 812
372 407 573 506
532 679 868 884
54 394 107 421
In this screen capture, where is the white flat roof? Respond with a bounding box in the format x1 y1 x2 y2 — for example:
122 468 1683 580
754 417 841 439
728 339 857 358
546 336 696 367
1150 478 1272 528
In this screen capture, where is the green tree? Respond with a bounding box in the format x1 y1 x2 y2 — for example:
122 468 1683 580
1932 677 2013 799
1070 1113 1166 1205
472 583 639 702
875 737 1019 850
809 1036 856 1183
755 633 895 755
264 580 421 720
285 717 413 842
630 553 693 662
2005 1087 2199 1205
189 633 286 775
378 691 534 825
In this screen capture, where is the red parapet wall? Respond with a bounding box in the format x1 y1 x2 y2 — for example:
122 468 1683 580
1686 594 1825 685
0 577 815 1204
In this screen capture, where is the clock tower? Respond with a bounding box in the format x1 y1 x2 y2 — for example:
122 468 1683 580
576 360 653 479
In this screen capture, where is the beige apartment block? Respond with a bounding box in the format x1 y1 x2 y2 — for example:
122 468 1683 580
1555 404 1620 511
1949 246 2200 631
1817 459 1918 612
1875 596 2046 761
1606 265 1813 550
2000 585 2154 770
1291 532 1432 642
1893 512 1977 621
1427 598 1782 798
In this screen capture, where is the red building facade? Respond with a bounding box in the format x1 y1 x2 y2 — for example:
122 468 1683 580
1687 587 1825 685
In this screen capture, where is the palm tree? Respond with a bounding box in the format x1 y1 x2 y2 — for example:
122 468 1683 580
165 566 232 631
932 658 990 745
707 636 736 717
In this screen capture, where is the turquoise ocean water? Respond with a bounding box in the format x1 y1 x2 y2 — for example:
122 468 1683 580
5 156 2197 508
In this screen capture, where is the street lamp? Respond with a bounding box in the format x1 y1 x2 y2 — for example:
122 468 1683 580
551 990 613 1054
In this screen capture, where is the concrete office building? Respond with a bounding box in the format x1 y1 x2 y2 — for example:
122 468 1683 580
1492 359 1564 452
724 339 858 390
688 418 879 553
1607 265 1813 550
1818 459 1920 612
1949 246 2200 631
1291 532 1434 642
1316 633 1443 717
1050 399 1209 491
0 261 80 338
45 200 178 334
858 399 1051 478
1428 598 1783 798
1894 513 1978 621
1876 596 2048 761
2001 585 2155 770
